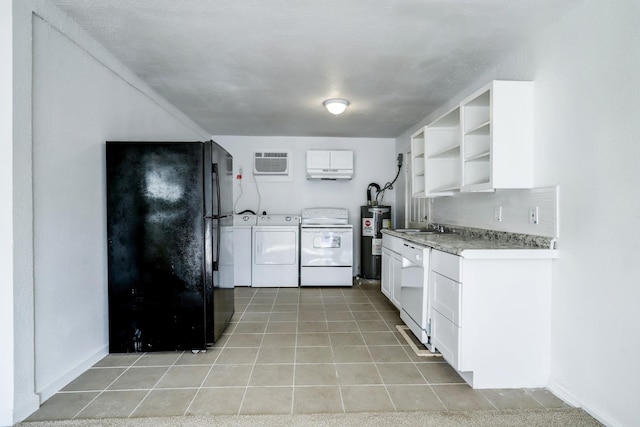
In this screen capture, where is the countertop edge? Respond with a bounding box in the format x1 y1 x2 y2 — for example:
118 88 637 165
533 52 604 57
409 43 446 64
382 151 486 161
382 229 558 259
458 249 558 259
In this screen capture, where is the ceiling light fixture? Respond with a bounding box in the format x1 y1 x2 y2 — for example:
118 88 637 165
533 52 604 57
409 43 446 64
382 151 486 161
323 98 350 115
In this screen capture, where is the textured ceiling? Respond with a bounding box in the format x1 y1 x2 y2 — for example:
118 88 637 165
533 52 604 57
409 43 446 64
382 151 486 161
49 0 580 138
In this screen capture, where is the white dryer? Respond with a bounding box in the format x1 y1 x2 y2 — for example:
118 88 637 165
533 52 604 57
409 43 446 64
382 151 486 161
252 214 300 287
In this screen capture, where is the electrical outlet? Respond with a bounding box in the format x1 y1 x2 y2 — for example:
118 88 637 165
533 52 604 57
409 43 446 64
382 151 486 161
529 206 539 224
494 206 503 222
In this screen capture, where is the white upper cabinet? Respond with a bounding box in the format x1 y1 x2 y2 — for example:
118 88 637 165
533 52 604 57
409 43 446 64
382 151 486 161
460 80 534 192
409 80 533 197
307 149 331 170
306 150 354 179
328 150 354 170
411 107 462 198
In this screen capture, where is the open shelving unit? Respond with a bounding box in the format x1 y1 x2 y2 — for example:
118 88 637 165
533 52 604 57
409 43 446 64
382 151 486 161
461 89 491 190
424 106 461 196
410 127 426 197
409 80 534 198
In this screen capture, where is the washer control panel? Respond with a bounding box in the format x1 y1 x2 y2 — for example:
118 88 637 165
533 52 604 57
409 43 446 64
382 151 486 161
256 214 300 226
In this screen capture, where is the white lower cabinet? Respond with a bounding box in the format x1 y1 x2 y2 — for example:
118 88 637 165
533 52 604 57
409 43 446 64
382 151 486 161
432 310 460 370
381 235 403 309
430 249 553 389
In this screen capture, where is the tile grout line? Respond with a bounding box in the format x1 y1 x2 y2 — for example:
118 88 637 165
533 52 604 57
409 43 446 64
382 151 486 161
479 389 502 411
236 287 264 415
290 287 300 415
126 351 184 418
412 350 448 411
183 300 236 417
328 287 346 414
359 284 398 412
70 352 146 419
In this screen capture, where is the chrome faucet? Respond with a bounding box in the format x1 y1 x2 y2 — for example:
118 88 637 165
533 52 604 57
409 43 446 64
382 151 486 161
425 220 444 233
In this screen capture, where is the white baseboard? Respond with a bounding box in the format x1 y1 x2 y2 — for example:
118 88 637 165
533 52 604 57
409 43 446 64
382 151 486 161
547 379 614 427
37 345 108 403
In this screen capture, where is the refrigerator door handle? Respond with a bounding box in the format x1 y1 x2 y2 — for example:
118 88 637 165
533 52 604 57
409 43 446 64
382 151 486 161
212 163 221 271
214 222 221 272
213 163 222 217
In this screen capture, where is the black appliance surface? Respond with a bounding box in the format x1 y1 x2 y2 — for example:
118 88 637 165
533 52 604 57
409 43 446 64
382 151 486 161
360 205 391 279
106 141 234 352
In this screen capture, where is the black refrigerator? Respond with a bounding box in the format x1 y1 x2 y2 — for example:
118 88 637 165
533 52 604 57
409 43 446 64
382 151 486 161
106 140 234 352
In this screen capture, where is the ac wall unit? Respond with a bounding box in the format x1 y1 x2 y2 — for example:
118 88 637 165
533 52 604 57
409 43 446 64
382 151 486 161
253 151 290 175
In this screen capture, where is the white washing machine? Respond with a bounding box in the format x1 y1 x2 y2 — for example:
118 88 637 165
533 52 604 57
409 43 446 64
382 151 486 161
252 214 300 287
233 214 256 286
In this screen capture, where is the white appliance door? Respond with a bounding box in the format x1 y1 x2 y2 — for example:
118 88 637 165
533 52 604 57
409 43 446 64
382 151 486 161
400 259 426 329
253 228 298 265
301 227 353 266
233 226 252 286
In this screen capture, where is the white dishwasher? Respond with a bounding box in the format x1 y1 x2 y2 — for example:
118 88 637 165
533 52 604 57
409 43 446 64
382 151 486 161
399 241 433 351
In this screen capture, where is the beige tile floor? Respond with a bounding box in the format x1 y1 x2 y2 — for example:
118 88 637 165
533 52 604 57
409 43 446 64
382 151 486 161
26 282 570 421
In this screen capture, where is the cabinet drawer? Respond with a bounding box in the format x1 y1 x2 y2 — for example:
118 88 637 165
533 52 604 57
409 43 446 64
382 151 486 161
382 233 405 253
431 249 462 282
432 309 460 371
431 271 461 326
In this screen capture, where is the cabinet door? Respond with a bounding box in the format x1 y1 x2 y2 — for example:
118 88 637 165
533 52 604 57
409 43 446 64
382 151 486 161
431 271 461 326
330 151 353 170
432 309 461 370
381 248 392 299
307 150 331 169
391 252 403 309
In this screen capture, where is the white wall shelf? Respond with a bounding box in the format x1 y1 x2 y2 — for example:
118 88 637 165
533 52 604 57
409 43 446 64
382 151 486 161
410 127 427 197
424 106 462 197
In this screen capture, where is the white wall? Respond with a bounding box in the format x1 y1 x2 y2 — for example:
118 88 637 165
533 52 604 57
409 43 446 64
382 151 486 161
213 135 398 274
11 0 210 422
397 1 640 425
528 4 640 426
11 0 38 423
1 2 15 426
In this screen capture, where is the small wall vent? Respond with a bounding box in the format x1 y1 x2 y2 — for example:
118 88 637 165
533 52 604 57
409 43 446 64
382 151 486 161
253 151 290 175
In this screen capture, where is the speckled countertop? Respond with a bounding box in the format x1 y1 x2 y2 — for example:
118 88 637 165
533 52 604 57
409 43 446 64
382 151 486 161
382 226 558 259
